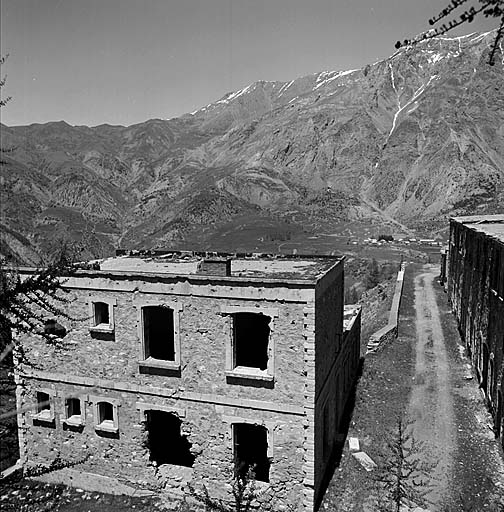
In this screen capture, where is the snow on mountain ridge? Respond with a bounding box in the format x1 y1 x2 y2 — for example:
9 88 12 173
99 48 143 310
314 69 358 90
189 30 499 117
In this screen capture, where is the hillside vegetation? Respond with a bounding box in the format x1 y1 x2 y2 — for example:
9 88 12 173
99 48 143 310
1 32 503 262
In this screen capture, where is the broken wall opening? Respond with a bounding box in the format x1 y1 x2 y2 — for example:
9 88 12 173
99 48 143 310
233 313 270 370
233 423 270 482
145 410 194 467
143 306 175 361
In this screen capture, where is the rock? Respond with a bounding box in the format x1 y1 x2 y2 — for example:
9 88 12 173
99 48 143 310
352 451 377 471
348 437 360 452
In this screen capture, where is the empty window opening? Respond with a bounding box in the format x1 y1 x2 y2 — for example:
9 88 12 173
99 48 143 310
97 401 114 427
234 423 270 482
94 302 110 326
66 398 82 422
233 313 270 370
143 306 175 361
44 319 67 338
145 410 194 467
36 392 51 418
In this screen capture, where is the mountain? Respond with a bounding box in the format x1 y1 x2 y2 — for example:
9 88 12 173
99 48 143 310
1 31 503 262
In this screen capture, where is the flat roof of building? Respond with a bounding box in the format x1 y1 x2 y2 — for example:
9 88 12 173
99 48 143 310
451 214 504 244
92 251 343 281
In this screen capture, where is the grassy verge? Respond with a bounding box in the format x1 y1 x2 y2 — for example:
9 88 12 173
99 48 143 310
0 478 161 512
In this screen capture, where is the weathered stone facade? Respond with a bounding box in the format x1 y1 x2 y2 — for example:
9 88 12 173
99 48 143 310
448 216 504 448
15 252 361 511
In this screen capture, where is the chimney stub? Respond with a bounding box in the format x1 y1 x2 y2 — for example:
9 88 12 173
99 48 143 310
197 258 232 277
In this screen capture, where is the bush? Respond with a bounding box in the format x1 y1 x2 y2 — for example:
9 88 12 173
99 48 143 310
344 286 359 304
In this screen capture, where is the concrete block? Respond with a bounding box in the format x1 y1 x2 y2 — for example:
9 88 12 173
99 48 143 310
352 451 377 471
348 437 360 452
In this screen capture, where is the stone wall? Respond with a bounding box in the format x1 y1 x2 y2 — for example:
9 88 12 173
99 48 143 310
448 219 504 445
314 264 344 399
313 305 361 507
17 376 306 507
15 271 319 510
19 283 309 407
15 258 358 511
366 264 405 354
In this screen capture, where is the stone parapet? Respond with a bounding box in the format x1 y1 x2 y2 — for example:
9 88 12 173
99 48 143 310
366 263 406 354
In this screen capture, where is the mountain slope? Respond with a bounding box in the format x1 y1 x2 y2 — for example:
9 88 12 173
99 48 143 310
1 31 503 261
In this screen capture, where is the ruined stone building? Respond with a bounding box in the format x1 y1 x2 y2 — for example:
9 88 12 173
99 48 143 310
448 215 504 447
15 251 361 511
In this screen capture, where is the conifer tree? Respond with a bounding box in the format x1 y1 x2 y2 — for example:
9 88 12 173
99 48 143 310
374 418 432 512
1 54 13 163
0 250 80 360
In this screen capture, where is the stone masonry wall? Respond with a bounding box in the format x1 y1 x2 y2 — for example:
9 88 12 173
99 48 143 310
314 265 344 399
301 301 316 511
312 264 344 506
19 279 309 407
17 272 318 510
18 377 306 508
313 307 361 507
448 220 504 444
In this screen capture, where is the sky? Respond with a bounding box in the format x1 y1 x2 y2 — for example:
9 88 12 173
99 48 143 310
0 0 498 127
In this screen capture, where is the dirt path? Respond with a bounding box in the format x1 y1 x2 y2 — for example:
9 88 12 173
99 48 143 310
408 265 456 507
408 265 504 510
322 263 504 511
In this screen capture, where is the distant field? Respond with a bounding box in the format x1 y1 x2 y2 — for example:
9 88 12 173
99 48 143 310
175 216 445 266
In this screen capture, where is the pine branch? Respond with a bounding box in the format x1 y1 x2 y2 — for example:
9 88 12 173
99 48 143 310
489 14 504 64
395 0 504 65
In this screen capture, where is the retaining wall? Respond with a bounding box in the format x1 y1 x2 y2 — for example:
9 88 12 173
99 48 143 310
366 263 406 354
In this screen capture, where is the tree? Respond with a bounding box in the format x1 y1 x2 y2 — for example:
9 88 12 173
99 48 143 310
1 54 13 164
395 1 504 66
185 468 270 512
0 250 81 362
0 250 87 483
0 53 85 356
0 54 11 108
374 418 432 512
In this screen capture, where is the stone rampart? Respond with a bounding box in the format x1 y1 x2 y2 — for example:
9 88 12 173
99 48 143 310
366 264 406 354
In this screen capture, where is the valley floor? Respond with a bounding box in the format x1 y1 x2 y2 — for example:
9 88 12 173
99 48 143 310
323 264 504 511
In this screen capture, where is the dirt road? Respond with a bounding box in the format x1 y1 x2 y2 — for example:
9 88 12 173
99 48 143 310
409 266 456 506
408 264 504 510
323 263 504 511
